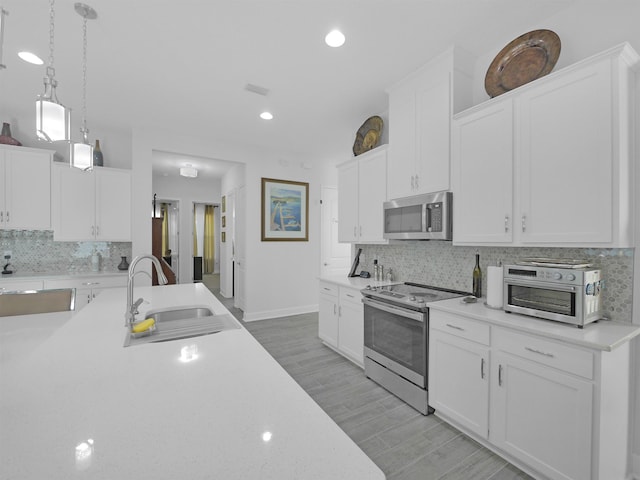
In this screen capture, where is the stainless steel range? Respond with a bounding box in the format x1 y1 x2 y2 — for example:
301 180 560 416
361 282 468 415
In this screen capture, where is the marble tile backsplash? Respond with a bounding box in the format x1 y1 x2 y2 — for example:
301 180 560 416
357 243 635 323
0 230 132 274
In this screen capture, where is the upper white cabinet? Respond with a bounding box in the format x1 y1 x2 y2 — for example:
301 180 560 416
0 145 53 230
52 163 132 241
453 43 639 247
337 146 387 243
386 47 473 200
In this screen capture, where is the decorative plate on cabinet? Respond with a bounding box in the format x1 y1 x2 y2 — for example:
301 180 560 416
485 29 561 98
353 116 383 156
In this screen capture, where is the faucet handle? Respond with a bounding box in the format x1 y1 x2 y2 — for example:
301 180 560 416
131 297 144 314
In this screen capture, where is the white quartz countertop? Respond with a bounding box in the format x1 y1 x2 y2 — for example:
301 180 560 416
429 297 640 352
0 283 385 479
0 270 128 282
319 273 399 289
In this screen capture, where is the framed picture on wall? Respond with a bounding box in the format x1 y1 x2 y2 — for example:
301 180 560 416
261 177 309 241
222 216 226 228
221 231 226 243
221 196 226 213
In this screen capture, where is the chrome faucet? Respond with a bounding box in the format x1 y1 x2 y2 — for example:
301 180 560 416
125 254 168 327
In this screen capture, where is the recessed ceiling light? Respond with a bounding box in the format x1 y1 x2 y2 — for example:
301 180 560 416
260 111 273 120
18 51 44 65
325 29 345 48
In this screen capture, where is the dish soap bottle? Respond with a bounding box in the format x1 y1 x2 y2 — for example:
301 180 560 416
472 252 482 298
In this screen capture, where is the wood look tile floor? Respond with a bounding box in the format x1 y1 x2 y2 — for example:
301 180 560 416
204 281 534 479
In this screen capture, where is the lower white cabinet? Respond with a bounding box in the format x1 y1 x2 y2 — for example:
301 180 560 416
318 281 364 367
43 275 127 312
429 309 631 480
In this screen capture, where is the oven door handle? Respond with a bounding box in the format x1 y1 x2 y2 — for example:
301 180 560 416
362 297 425 322
505 278 577 293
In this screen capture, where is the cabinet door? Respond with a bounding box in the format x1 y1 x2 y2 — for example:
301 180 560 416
52 165 95 241
429 330 489 438
337 160 359 242
95 168 131 241
518 60 612 244
415 75 451 194
74 288 93 311
490 351 593 480
357 149 386 242
318 293 338 347
387 87 417 200
338 289 364 366
452 99 513 244
3 149 52 230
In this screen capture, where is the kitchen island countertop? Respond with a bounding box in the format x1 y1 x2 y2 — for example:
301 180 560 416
0 283 385 479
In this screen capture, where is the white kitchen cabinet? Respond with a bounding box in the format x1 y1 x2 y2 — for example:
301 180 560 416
318 281 364 367
52 163 131 241
337 286 364 367
429 312 490 439
429 308 632 480
43 275 127 312
0 279 45 292
337 146 387 243
452 99 513 244
0 145 53 230
318 281 339 347
453 43 638 247
386 47 473 200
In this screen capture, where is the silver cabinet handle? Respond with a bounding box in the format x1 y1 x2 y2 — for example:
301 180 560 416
338 306 342 317
91 225 95 236
505 215 509 233
521 215 526 232
446 323 465 331
525 346 555 358
359 226 362 236
481 358 485 379
323 287 332 292
5 211 8 223
333 304 337 315
345 293 355 298
414 174 419 190
498 365 503 386
96 225 100 236
353 226 357 237
410 175 415 190
82 282 100 286
0 211 3 222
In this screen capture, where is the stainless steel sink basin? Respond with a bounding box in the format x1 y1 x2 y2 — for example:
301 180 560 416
124 306 240 347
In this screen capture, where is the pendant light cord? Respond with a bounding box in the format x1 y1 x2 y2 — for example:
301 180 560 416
47 0 55 72
81 14 88 139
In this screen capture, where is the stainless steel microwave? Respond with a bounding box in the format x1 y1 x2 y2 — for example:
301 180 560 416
383 191 452 240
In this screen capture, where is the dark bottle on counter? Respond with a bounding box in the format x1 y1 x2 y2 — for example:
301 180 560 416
472 253 482 298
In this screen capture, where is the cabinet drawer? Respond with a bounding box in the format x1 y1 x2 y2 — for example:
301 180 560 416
44 275 127 290
340 286 362 304
0 279 44 292
319 281 338 297
430 311 490 346
493 328 594 379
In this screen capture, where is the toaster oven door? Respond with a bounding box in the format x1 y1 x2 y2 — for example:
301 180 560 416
504 279 581 325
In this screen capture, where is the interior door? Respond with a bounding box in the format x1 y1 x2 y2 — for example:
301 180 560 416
320 186 350 276
233 186 245 310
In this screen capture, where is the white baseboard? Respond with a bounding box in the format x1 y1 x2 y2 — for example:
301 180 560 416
243 304 318 322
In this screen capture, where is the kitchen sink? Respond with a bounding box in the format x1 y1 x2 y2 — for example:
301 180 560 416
123 305 240 347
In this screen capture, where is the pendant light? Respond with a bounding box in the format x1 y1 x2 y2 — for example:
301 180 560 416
71 3 97 170
36 0 71 142
0 8 8 70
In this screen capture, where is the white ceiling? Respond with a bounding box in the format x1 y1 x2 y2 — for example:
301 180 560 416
152 149 237 180
0 0 596 170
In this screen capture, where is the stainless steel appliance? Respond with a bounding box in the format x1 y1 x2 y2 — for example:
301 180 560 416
503 263 603 327
361 282 467 414
383 191 452 240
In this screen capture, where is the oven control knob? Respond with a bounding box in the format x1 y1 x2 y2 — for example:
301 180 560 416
416 298 425 304
408 296 416 301
566 273 576 281
553 272 562 280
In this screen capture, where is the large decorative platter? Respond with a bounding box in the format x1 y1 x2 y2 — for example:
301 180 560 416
353 116 383 156
485 29 561 98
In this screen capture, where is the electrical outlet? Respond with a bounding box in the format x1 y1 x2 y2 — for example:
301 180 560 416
3 250 11 258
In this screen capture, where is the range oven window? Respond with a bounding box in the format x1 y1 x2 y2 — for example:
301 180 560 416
363 302 426 378
507 284 576 317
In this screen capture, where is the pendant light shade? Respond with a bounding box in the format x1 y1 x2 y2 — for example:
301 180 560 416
71 141 93 169
36 0 71 143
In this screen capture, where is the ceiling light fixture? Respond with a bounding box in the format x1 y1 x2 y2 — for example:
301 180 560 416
18 51 44 65
36 0 71 142
180 164 198 178
325 29 345 48
0 7 8 69
260 111 273 120
71 3 97 170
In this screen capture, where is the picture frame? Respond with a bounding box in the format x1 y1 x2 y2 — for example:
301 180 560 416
221 231 226 243
261 177 309 241
222 216 226 228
